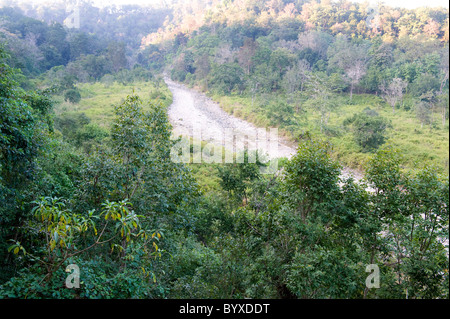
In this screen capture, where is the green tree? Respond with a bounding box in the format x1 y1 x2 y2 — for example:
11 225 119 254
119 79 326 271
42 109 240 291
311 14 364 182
217 150 262 205
230 137 369 298
344 108 391 152
107 41 128 73
327 36 369 99
64 88 81 104
0 45 54 282
303 72 336 132
365 147 449 298
208 63 245 94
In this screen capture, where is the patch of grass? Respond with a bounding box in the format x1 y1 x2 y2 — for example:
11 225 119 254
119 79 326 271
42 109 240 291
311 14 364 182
189 163 222 194
53 81 173 129
209 92 449 173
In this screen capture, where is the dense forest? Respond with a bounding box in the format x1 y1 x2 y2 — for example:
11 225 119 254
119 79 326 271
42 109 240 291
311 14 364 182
0 0 449 299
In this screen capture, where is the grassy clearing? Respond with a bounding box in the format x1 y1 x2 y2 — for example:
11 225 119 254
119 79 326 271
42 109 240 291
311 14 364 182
53 81 172 129
210 92 449 173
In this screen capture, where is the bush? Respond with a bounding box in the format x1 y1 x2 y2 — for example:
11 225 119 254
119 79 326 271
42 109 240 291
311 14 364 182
410 73 440 97
344 108 391 152
64 88 81 104
54 112 108 151
208 63 245 94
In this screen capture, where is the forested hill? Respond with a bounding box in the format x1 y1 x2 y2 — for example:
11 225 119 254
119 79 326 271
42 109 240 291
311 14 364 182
143 0 449 171
143 0 449 45
0 3 169 77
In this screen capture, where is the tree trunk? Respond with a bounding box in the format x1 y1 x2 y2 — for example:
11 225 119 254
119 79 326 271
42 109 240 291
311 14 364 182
443 104 447 128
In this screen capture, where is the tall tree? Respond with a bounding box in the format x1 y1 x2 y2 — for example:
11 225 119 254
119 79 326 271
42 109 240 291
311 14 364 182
237 37 258 75
304 72 335 132
0 45 53 281
282 59 311 112
380 77 408 113
438 46 449 127
327 36 368 99
107 41 128 73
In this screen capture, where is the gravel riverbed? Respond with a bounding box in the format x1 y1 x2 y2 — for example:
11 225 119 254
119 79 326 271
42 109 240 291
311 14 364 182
165 77 364 182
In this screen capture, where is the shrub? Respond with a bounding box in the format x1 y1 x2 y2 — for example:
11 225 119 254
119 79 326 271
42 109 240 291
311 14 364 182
64 88 82 104
344 108 391 152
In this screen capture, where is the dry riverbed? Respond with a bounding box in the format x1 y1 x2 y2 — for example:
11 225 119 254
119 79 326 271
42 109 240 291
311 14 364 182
165 77 365 182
